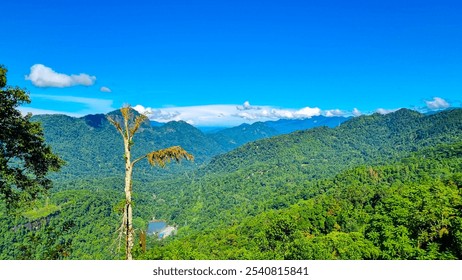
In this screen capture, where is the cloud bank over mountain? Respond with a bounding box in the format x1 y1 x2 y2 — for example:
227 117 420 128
133 101 352 126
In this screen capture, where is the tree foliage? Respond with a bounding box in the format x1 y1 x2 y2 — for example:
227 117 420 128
0 65 62 208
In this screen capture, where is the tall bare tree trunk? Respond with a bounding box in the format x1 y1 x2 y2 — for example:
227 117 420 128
108 106 193 260
123 132 134 260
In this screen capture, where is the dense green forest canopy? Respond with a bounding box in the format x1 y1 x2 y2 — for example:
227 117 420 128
143 142 462 260
1 108 461 259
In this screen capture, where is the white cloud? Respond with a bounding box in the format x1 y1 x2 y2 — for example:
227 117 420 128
425 97 450 110
324 109 345 117
234 101 322 121
133 103 326 127
100 86 112 93
296 107 322 118
133 105 181 120
132 105 149 114
236 111 258 120
25 64 96 88
237 100 260 111
376 108 399 115
134 104 234 125
264 109 294 119
352 108 362 116
234 106 321 120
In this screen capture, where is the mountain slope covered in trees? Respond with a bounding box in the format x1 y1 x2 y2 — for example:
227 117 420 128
144 142 462 260
141 109 462 232
31 113 223 180
30 112 349 180
1 108 461 260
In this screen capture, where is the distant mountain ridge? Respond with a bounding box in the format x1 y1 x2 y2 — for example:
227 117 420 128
32 108 462 180
207 115 350 150
29 107 462 186
31 111 350 179
265 115 350 134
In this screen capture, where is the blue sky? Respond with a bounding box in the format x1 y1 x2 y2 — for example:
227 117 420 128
2 0 461 126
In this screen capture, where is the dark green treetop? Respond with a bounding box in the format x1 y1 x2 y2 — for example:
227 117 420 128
0 65 63 208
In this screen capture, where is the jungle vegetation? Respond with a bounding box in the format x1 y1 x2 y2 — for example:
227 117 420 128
1 91 461 259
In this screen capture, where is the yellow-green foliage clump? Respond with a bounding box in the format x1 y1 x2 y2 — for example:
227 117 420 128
23 203 60 220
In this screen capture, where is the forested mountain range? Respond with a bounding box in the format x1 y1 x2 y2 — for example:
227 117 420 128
208 115 349 150
1 108 461 260
142 108 462 259
146 108 462 229
31 113 220 180
29 112 349 179
205 108 462 174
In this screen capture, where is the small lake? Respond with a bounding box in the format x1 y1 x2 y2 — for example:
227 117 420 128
147 221 167 235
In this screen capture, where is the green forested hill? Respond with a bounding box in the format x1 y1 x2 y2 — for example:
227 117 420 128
139 109 462 233
30 113 224 180
265 115 349 134
209 122 279 150
142 142 462 260
206 109 462 175
209 115 350 151
1 108 461 260
0 189 122 259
